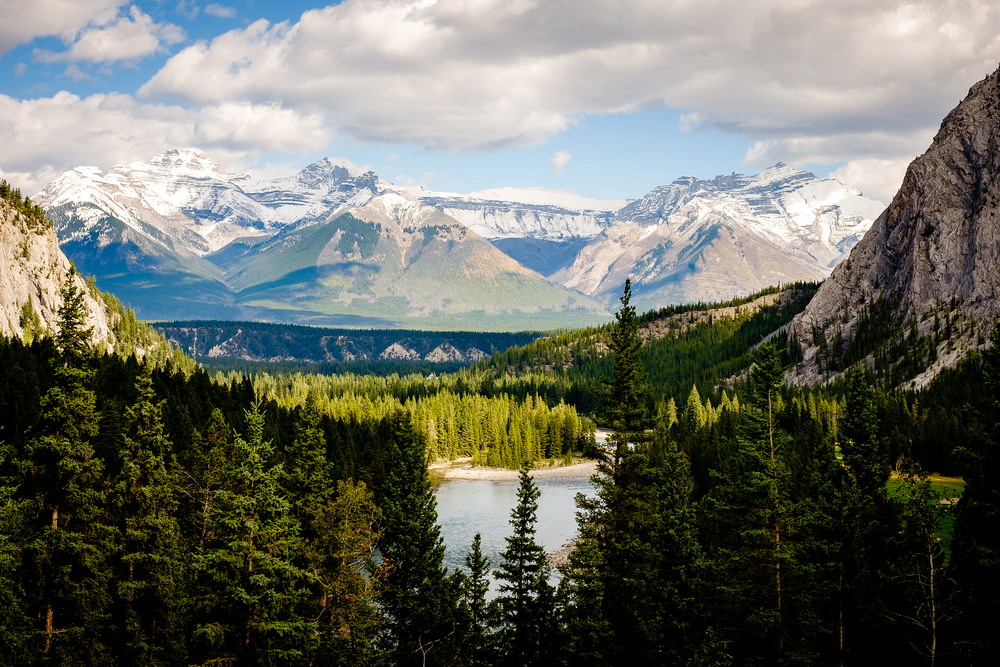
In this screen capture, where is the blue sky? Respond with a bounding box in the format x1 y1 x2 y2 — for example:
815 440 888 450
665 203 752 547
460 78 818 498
3 0 1000 203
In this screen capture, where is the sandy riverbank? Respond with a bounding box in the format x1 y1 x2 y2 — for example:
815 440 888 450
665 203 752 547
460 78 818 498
429 458 600 482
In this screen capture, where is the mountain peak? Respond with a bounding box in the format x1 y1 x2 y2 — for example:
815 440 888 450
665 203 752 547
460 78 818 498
788 64 1000 388
138 147 229 179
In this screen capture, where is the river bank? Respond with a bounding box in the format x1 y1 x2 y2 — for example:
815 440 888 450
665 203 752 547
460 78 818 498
430 457 600 482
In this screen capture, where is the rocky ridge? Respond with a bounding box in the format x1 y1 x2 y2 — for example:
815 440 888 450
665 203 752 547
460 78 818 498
0 197 112 345
36 148 883 327
787 66 1000 387
553 164 884 310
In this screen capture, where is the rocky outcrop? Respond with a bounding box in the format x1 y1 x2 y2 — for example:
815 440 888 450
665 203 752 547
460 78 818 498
788 66 1000 387
553 164 883 310
0 199 112 345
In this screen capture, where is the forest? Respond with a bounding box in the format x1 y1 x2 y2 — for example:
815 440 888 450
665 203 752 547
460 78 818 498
0 271 999 666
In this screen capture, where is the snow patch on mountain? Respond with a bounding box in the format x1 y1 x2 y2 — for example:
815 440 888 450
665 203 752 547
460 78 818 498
553 164 886 306
37 148 379 255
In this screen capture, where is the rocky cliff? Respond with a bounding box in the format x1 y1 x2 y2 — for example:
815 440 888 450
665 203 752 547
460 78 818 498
788 66 1000 387
0 192 112 345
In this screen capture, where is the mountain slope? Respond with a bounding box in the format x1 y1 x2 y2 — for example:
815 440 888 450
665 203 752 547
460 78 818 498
0 181 191 369
229 191 609 330
552 165 884 310
37 150 608 329
0 185 112 344
787 65 1000 387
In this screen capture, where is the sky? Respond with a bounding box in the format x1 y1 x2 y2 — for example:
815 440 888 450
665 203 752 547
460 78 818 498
2 0 1000 205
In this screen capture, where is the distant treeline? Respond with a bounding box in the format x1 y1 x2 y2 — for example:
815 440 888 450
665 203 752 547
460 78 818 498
154 320 543 367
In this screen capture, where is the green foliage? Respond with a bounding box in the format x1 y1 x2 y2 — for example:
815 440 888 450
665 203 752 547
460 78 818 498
484 282 818 415
189 405 315 665
376 412 459 666
334 214 381 258
0 178 50 233
18 300 44 345
457 533 493 666
154 319 538 374
493 466 557 666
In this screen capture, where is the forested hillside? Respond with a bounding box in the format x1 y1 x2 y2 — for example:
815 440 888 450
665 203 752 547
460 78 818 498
153 320 541 370
3 271 999 664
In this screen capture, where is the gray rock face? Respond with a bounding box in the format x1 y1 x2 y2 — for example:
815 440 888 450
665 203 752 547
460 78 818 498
788 66 1000 386
0 200 112 345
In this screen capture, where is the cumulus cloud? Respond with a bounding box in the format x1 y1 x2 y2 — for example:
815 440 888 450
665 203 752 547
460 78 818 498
551 150 572 175
0 92 330 193
33 5 185 65
0 0 126 57
205 4 237 19
7 0 1000 199
131 0 1000 196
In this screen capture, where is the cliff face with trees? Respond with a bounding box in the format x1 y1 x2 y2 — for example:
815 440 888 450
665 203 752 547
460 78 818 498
788 65 1000 388
0 181 111 345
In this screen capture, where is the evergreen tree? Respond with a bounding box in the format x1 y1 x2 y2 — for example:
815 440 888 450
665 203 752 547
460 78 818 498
833 366 898 663
16 274 115 663
950 324 1000 663
458 532 494 666
108 367 187 665
377 411 458 666
602 278 652 464
701 342 794 663
564 280 704 663
310 479 383 665
190 405 315 665
494 466 557 666
0 452 31 663
888 463 955 666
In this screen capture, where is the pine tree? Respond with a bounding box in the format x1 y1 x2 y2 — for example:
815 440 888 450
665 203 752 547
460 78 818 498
701 342 793 662
834 366 898 663
950 324 1000 662
494 465 556 667
18 274 115 662
190 405 315 665
377 411 458 666
564 280 705 663
602 278 651 465
0 454 31 663
310 479 382 665
458 532 494 666
888 463 955 666
108 367 187 665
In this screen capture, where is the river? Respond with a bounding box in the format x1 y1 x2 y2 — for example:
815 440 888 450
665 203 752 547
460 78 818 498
434 474 597 583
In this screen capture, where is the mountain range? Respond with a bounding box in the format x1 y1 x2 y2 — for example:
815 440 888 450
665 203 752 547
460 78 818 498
35 150 884 330
788 64 1000 388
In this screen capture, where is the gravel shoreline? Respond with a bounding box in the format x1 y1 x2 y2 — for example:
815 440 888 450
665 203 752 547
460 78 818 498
429 458 600 482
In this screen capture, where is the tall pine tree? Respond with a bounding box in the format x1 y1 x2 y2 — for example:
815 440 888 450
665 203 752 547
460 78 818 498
377 411 459 666
17 273 115 663
494 466 557 666
108 366 187 665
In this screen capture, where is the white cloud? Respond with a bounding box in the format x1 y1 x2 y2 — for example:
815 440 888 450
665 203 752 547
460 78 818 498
33 6 185 65
0 0 126 56
0 92 331 194
134 0 1000 194
830 158 912 205
205 4 236 19
551 150 572 174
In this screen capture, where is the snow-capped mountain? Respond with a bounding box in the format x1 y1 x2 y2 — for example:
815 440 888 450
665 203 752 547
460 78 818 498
38 148 378 256
35 148 884 327
552 165 885 309
416 187 626 241
222 189 609 329
36 150 609 329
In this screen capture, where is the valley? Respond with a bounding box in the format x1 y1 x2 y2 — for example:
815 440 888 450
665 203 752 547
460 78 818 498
2 56 1000 667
